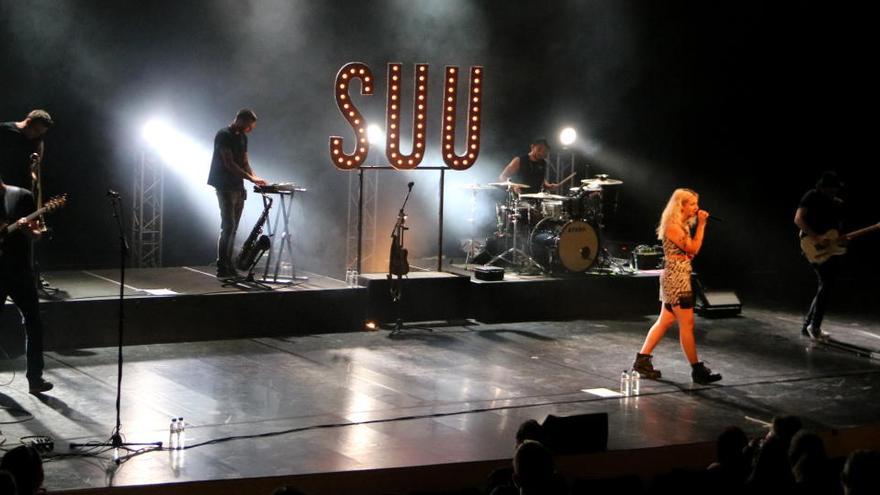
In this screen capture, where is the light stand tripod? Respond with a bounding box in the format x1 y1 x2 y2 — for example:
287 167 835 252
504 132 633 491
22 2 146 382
70 191 162 462
487 182 544 273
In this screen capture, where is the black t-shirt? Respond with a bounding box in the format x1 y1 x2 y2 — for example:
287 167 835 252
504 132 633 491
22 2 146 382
0 122 41 189
511 154 546 193
0 185 36 274
798 189 843 235
207 126 248 191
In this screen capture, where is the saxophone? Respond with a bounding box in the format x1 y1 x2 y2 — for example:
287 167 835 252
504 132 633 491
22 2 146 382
235 196 273 271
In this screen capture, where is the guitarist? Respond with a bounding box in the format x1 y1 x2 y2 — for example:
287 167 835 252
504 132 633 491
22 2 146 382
0 109 52 191
0 175 53 393
794 171 845 340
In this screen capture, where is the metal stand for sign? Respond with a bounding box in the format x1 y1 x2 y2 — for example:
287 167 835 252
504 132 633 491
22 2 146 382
353 166 448 275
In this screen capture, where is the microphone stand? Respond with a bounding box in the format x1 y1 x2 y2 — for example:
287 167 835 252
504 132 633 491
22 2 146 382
70 191 162 462
387 183 432 337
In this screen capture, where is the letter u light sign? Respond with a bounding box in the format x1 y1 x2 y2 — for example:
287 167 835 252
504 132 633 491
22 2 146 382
329 62 483 171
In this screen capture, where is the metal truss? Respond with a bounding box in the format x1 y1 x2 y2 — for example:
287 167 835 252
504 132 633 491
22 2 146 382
131 150 164 267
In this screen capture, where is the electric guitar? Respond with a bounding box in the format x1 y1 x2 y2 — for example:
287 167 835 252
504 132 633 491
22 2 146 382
800 222 880 264
0 194 68 257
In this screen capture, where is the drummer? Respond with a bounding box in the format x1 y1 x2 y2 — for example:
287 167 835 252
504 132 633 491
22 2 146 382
498 137 561 194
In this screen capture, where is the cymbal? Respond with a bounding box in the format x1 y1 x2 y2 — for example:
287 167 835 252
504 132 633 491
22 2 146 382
461 183 494 190
581 176 623 186
488 180 530 189
519 192 567 200
570 184 602 193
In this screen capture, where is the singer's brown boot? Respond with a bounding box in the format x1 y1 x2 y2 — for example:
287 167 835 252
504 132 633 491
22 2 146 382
632 353 661 379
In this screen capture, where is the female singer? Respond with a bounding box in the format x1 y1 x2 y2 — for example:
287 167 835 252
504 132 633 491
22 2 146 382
632 188 722 384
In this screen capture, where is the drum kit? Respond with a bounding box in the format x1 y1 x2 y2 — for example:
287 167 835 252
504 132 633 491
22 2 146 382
461 174 624 274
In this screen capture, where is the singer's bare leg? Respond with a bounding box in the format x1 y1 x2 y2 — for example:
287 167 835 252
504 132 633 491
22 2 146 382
639 304 677 355
672 304 699 364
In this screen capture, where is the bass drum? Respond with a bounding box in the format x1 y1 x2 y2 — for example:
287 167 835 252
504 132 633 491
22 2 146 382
530 218 600 272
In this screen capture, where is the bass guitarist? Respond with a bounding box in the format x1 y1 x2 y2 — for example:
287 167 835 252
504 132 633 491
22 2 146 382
0 174 53 393
794 171 845 340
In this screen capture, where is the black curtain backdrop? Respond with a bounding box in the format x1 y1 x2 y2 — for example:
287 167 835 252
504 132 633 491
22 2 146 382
1 0 876 308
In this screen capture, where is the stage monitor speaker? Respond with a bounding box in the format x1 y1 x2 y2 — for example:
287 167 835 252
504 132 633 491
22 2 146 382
692 274 742 318
541 412 608 455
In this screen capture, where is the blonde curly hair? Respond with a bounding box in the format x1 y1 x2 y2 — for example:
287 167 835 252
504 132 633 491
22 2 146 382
657 188 698 240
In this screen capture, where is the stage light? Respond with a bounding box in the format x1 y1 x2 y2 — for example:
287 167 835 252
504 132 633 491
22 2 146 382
367 124 385 146
559 127 577 146
141 119 212 187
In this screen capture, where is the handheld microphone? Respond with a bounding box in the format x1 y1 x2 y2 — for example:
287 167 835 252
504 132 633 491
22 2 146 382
407 181 414 190
700 209 723 222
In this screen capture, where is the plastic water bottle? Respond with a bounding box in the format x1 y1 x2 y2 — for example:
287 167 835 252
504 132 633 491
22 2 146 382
620 371 631 396
630 370 640 396
177 417 185 450
351 269 359 287
168 418 178 449
345 268 352 287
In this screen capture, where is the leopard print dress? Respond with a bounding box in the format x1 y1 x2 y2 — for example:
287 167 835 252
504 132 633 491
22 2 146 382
659 236 693 305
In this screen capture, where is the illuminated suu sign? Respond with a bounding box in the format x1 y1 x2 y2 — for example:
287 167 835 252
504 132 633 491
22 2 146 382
329 62 483 171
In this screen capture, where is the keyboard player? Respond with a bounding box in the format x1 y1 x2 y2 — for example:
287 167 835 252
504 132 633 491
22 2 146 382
207 108 267 279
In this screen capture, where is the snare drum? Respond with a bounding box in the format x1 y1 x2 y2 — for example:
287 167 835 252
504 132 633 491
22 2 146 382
540 200 565 219
530 218 600 272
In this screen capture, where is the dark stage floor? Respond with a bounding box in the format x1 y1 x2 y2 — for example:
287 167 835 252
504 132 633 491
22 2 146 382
1 305 879 493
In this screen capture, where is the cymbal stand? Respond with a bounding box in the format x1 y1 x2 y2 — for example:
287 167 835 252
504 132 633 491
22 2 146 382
590 187 631 274
488 186 545 273
462 187 484 268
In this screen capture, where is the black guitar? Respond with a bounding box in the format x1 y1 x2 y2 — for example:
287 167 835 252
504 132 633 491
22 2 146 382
0 194 67 257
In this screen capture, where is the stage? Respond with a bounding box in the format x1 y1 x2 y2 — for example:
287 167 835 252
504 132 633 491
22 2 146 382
3 265 664 350
2 268 879 493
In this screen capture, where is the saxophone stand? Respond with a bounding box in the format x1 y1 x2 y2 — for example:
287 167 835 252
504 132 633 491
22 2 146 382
387 182 433 337
238 237 272 290
70 191 163 462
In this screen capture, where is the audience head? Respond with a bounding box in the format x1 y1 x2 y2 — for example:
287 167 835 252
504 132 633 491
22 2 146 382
748 434 794 490
716 426 748 466
515 419 545 447
841 449 880 495
0 446 44 495
512 440 556 494
0 469 17 495
769 415 802 445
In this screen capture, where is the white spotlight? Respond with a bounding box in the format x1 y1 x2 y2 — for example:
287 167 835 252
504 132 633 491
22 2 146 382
559 127 577 147
140 118 212 189
367 124 385 146
142 119 174 147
